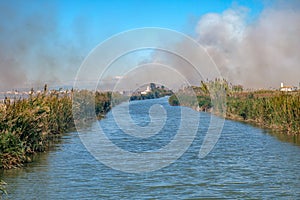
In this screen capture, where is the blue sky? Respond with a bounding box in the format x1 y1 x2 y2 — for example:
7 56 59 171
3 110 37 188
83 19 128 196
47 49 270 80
56 0 265 45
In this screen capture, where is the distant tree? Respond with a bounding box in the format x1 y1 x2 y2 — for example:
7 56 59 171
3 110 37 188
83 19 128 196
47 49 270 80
150 83 156 91
200 81 209 94
44 84 48 94
232 85 243 92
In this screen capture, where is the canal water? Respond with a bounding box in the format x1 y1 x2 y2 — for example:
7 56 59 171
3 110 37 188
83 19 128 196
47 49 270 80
1 97 300 199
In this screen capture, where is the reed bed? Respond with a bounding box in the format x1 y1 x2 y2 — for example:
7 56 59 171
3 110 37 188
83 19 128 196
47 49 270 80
0 88 112 169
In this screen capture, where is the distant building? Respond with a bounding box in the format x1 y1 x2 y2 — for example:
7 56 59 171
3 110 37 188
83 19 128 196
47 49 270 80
141 86 151 95
280 82 297 92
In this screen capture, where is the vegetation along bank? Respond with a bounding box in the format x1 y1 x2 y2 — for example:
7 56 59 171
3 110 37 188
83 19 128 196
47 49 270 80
0 86 112 169
0 83 172 170
169 79 300 135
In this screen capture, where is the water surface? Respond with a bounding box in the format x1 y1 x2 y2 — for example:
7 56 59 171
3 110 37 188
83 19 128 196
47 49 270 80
1 97 300 199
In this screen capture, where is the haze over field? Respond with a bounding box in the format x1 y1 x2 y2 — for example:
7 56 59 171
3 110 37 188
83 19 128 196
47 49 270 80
0 0 299 91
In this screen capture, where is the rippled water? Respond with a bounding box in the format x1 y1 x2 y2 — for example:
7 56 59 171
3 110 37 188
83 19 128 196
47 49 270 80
1 97 300 199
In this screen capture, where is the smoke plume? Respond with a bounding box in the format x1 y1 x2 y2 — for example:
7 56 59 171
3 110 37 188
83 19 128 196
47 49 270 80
0 1 87 91
195 1 300 88
1 1 299 91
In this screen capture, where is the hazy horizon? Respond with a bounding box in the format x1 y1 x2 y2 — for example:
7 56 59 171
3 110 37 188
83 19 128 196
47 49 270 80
1 0 299 91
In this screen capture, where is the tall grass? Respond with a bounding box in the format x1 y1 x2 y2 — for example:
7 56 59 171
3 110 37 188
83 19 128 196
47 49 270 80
227 91 300 134
169 80 300 135
0 89 112 169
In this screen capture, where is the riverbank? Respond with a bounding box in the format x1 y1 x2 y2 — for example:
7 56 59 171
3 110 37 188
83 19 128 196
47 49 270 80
226 90 300 135
169 80 300 136
0 84 172 170
0 88 112 169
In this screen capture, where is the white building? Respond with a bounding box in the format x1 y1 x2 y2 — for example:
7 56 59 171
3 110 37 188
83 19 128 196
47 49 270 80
280 82 297 92
141 86 151 95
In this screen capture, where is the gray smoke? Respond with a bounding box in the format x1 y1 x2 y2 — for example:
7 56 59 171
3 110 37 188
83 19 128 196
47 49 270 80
195 1 300 88
0 1 87 91
2 1 299 91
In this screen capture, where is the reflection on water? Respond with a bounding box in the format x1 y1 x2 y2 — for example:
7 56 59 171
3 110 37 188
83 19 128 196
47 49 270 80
1 97 300 199
268 130 300 146
236 120 300 147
